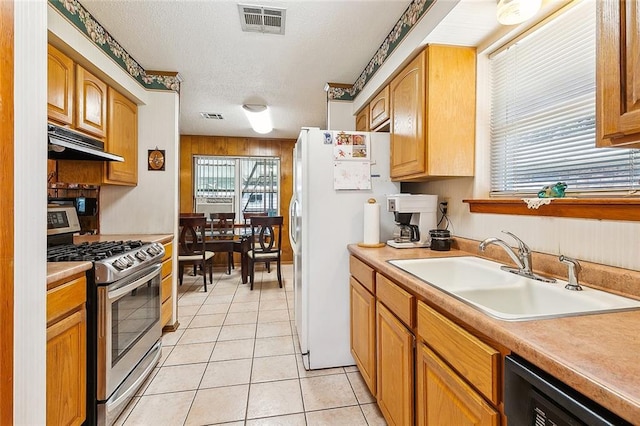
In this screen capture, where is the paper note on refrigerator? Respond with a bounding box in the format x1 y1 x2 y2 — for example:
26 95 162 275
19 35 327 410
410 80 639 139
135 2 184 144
334 161 371 190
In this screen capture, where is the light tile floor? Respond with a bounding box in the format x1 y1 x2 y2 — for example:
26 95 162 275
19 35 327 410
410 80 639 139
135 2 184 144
116 264 387 425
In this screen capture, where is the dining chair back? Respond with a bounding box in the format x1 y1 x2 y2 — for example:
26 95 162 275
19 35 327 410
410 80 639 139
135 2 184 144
210 212 236 274
247 215 283 290
178 216 214 291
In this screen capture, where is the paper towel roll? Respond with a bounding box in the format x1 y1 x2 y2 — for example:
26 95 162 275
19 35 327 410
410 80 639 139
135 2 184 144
363 199 380 245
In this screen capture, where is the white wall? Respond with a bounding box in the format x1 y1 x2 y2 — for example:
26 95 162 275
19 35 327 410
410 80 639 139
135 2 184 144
100 91 180 234
327 100 355 130
14 1 47 424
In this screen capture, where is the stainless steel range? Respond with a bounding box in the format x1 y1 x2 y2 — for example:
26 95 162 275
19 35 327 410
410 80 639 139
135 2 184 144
47 205 164 425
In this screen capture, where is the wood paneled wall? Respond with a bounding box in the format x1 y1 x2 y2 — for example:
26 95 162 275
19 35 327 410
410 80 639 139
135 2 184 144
0 0 14 422
180 135 296 262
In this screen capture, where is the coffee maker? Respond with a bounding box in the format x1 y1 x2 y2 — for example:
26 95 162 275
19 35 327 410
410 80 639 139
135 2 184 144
386 194 438 248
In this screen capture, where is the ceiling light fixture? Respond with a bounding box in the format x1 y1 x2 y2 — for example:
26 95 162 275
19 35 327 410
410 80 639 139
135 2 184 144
496 0 541 25
242 104 273 134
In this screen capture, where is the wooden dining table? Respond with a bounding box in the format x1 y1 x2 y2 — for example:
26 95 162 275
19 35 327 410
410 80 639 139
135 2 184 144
203 224 252 284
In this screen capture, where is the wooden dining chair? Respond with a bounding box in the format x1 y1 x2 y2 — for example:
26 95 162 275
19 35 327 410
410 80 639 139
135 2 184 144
210 212 236 274
243 212 270 270
247 216 283 290
178 216 214 291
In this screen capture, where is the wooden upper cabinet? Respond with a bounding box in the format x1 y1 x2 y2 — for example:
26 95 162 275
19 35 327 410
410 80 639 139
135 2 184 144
390 51 426 178
597 0 640 148
57 87 138 186
47 44 75 126
106 87 138 185
369 85 390 130
390 45 476 181
76 65 107 139
356 107 370 131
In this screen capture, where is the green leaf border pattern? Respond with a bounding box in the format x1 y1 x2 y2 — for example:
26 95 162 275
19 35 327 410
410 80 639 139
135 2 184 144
49 0 181 92
327 0 434 101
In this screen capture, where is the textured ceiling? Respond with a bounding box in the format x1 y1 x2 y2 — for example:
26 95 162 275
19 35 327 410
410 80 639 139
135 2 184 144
79 0 500 139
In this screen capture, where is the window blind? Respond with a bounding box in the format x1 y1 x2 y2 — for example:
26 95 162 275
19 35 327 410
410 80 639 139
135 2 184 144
490 0 640 195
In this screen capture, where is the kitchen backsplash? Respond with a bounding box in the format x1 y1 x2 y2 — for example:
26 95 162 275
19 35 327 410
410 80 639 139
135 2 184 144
404 178 640 272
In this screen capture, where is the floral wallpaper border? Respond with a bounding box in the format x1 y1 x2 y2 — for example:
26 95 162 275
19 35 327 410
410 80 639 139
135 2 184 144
49 0 181 92
327 0 435 101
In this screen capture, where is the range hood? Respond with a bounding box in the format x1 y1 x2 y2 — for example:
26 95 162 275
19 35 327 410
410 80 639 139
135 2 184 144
48 124 124 162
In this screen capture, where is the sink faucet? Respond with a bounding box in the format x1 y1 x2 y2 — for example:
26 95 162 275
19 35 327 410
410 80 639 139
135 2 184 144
479 231 556 283
559 255 582 291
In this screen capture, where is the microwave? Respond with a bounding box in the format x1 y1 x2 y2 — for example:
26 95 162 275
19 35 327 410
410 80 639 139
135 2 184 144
48 196 98 216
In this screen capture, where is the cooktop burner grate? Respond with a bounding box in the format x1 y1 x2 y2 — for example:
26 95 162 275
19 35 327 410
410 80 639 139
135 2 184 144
47 240 145 262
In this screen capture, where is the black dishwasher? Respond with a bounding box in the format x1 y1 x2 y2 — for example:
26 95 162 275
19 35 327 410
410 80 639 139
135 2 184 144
504 355 632 426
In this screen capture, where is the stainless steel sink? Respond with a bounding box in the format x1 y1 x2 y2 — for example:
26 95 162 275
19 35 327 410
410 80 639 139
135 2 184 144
388 256 640 321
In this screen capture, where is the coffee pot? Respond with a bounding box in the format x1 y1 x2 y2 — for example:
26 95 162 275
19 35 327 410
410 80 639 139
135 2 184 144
393 223 420 243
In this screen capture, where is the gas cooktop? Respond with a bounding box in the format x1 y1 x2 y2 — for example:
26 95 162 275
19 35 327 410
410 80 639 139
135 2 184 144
46 240 146 262
47 240 166 284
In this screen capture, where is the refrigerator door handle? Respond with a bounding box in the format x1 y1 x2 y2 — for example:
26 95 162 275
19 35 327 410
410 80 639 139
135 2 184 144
289 195 297 247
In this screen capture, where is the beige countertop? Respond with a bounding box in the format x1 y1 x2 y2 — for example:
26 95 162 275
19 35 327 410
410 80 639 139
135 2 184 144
73 233 174 245
46 261 92 288
47 234 174 286
348 243 640 424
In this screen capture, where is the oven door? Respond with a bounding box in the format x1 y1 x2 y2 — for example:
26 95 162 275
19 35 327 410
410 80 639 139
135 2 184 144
97 263 162 401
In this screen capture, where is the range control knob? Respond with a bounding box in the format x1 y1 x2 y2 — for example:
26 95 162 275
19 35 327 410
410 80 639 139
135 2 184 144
124 255 135 266
146 246 158 256
112 259 127 270
135 250 148 261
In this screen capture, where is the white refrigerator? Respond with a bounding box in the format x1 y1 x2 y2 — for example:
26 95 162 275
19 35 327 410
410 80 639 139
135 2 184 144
289 128 400 370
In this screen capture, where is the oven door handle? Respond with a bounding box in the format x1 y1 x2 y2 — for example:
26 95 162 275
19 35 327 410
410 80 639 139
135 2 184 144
107 264 162 302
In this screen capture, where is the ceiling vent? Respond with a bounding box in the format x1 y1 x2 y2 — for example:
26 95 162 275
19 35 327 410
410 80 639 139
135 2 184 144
200 112 224 120
238 4 286 35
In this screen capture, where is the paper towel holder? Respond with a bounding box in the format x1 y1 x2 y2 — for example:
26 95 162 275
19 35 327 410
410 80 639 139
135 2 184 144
358 198 386 248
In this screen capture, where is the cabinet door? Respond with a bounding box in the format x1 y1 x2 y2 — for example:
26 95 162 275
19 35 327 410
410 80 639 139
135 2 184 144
356 107 370 131
76 65 107 138
350 277 376 395
47 308 86 426
376 301 414 426
369 85 390 130
416 343 499 426
106 87 138 185
390 51 426 179
597 0 640 147
47 44 74 126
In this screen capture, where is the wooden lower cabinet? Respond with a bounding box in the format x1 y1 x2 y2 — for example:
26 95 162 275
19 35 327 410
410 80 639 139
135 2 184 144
161 241 174 328
417 343 499 426
47 274 87 426
376 302 414 426
350 277 376 395
349 257 504 425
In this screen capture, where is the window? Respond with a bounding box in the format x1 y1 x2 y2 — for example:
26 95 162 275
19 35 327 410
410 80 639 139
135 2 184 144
193 156 280 221
490 1 640 196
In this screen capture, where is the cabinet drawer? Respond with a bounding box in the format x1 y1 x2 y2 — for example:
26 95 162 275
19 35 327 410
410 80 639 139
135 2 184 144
162 242 173 261
376 273 414 328
350 256 375 293
161 258 173 279
417 302 500 404
47 275 86 325
161 273 172 303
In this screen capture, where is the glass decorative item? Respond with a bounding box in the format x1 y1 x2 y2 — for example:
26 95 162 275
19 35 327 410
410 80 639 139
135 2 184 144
538 182 567 198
